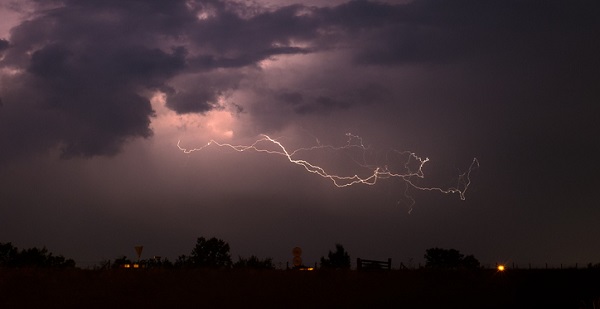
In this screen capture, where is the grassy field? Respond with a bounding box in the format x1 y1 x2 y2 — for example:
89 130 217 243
1 268 599 308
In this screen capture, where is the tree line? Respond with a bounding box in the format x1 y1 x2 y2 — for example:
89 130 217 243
111 237 277 270
0 242 75 268
110 237 481 271
2 238 486 270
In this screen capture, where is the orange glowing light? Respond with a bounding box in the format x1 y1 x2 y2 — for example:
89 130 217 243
298 267 314 271
497 265 505 271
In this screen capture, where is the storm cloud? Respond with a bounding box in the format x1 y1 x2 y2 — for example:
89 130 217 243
0 0 318 160
2 0 598 162
1 0 600 267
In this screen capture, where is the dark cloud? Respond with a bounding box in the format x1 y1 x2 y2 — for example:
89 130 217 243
350 0 600 66
318 0 403 30
278 92 304 106
276 83 387 116
166 87 220 114
1 0 599 164
294 96 351 114
21 42 188 157
165 69 244 113
0 1 193 160
186 46 310 71
0 0 327 161
186 3 320 56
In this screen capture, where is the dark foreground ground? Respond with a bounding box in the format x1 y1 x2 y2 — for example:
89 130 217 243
1 268 599 308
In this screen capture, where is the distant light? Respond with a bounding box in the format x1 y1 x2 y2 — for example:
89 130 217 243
497 265 505 271
133 264 140 269
123 264 131 268
298 267 314 271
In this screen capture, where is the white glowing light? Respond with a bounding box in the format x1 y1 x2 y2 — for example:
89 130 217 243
177 133 479 203
195 4 218 20
197 11 211 20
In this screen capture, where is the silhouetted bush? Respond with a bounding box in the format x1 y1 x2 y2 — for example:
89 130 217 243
320 244 351 269
461 254 481 269
233 255 274 270
0 242 18 266
587 263 600 269
144 257 173 269
0 242 75 268
424 247 480 269
176 237 232 268
111 256 132 269
109 255 174 269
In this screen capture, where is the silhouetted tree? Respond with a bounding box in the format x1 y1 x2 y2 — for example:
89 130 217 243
0 242 75 268
588 263 600 269
175 254 190 268
45 252 76 268
143 257 173 269
0 242 18 267
178 237 232 268
462 254 481 269
234 255 274 270
424 247 480 269
320 244 351 269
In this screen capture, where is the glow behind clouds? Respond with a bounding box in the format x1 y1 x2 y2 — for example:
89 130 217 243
150 91 235 141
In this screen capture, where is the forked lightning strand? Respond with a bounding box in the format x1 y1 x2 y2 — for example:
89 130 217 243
177 134 479 201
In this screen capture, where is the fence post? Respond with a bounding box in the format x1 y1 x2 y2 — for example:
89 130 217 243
387 258 392 270
357 258 362 270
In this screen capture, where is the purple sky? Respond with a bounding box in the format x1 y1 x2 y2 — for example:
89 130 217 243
1 0 599 268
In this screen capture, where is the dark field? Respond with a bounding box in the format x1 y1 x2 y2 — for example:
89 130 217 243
1 268 600 308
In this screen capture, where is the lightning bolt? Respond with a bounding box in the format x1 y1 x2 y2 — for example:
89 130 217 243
177 134 479 208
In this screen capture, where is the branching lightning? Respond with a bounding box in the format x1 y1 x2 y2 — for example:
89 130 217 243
177 133 479 207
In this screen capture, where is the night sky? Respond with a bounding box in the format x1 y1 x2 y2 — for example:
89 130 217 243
1 0 599 268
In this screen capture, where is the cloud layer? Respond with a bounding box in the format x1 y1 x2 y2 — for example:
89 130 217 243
1 0 600 265
2 0 598 162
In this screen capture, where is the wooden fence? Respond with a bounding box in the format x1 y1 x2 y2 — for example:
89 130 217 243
357 258 392 270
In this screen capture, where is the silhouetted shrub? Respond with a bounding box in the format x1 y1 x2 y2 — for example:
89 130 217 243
111 256 133 269
176 237 232 268
234 255 274 270
110 255 174 269
0 242 75 268
320 244 351 269
424 247 480 269
0 242 18 266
